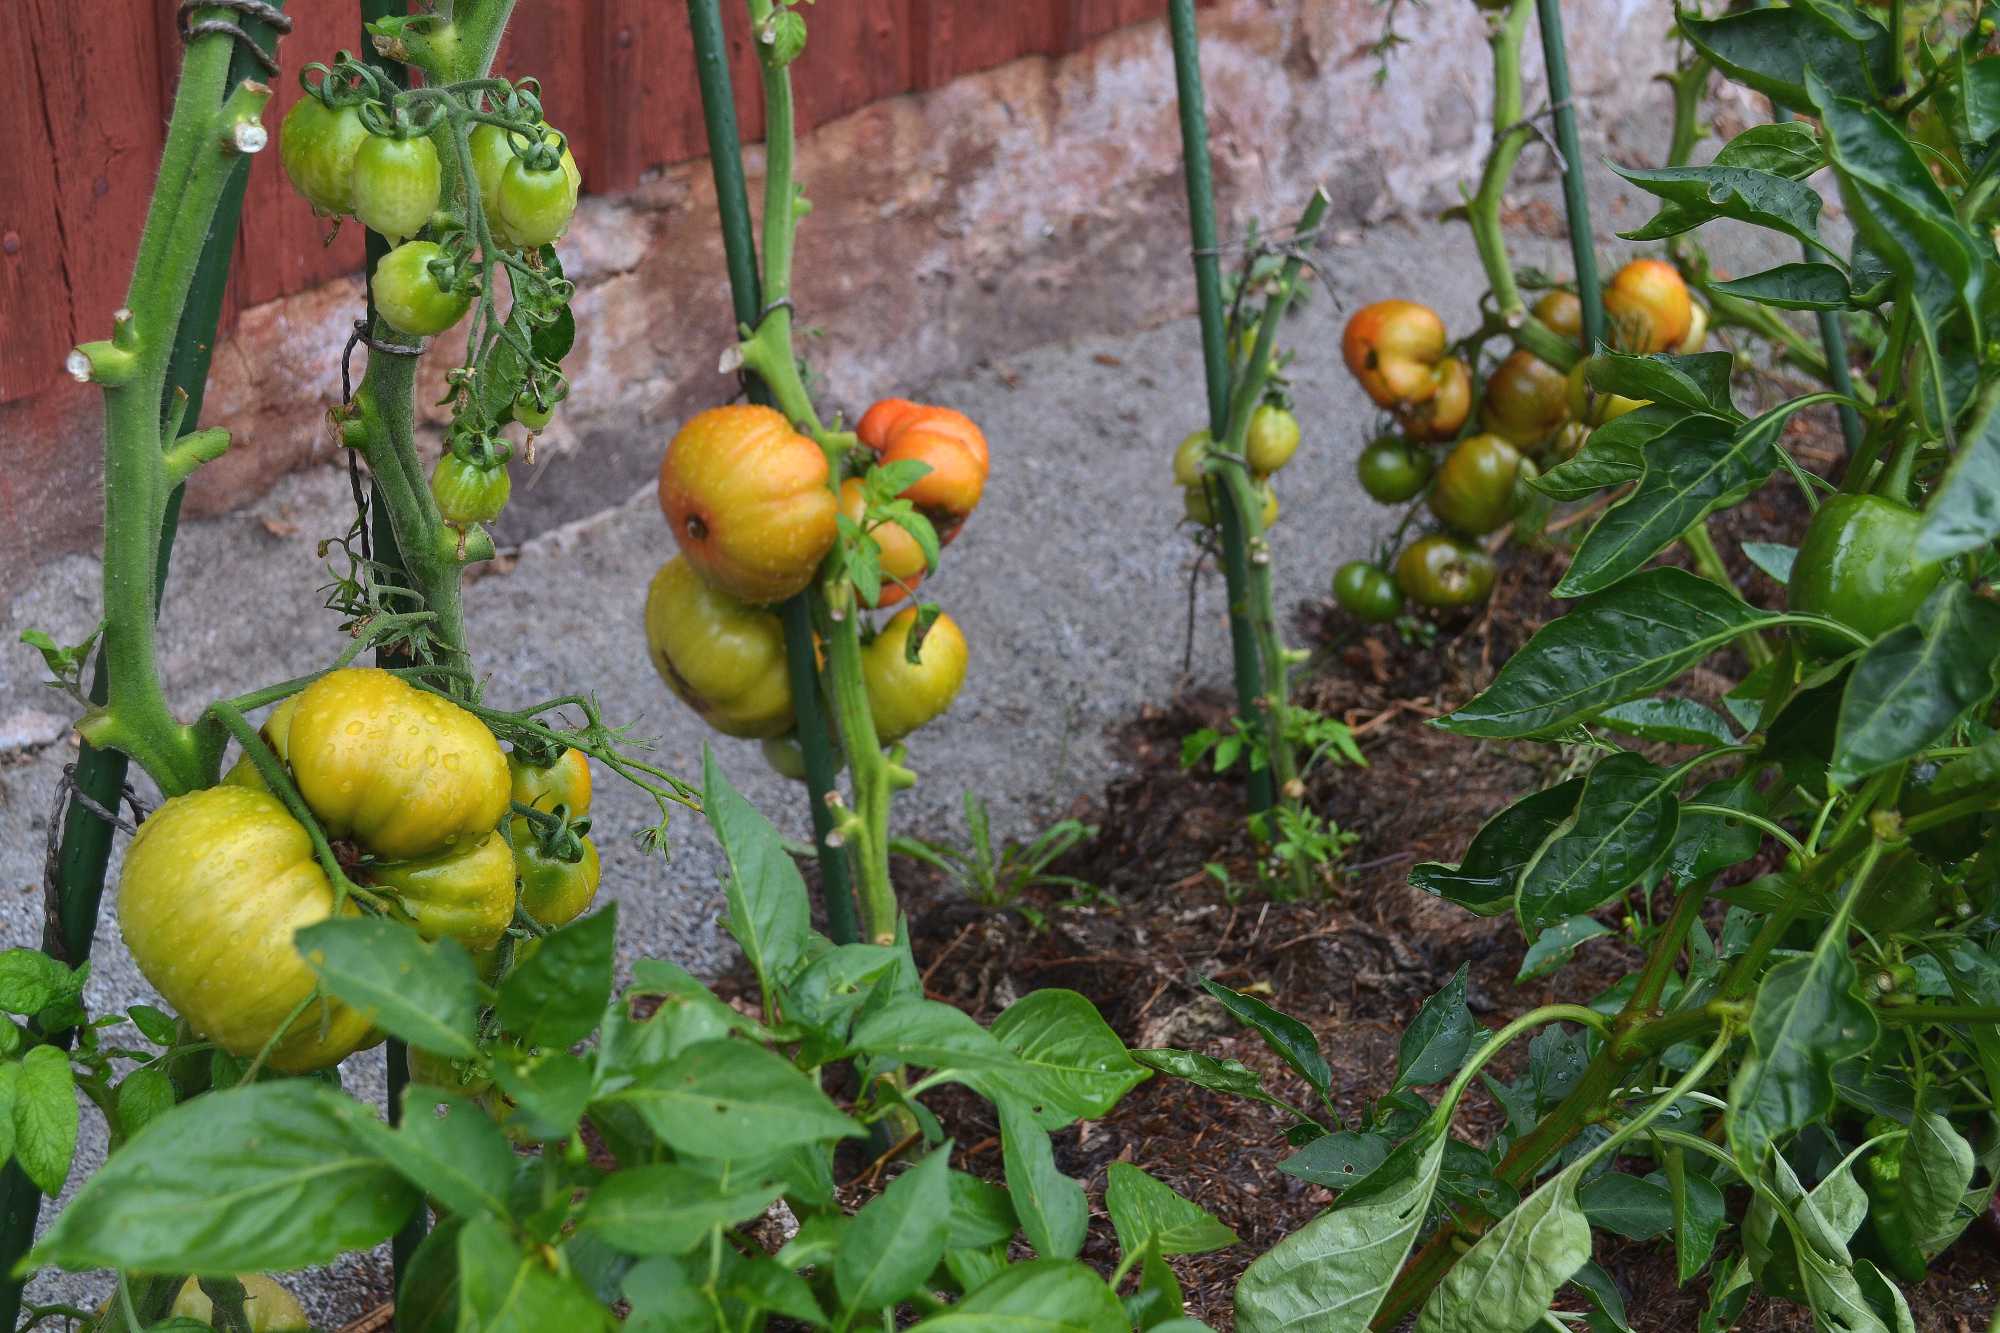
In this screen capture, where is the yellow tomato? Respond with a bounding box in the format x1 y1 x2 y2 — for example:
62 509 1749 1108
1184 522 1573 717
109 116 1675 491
368 831 517 951
644 556 794 738
864 609 969 743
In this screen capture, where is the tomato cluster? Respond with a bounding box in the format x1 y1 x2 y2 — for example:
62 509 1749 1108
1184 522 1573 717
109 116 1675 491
1174 402 1303 532
647 399 985 763
123 669 597 1071
1332 261 1702 622
280 79 579 341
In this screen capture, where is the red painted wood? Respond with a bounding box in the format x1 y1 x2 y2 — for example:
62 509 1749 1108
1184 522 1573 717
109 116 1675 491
25 0 167 342
7 0 1175 405
0 24 78 400
233 0 365 318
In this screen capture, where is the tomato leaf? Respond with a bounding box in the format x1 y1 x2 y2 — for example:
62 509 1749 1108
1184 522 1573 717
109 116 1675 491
1436 568 1779 739
30 1082 418 1274
0 951 83 1019
298 917 480 1058
12 1045 75 1198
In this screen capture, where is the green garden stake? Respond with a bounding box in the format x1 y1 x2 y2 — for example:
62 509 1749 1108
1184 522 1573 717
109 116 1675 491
687 0 859 944
1166 0 1276 817
1534 0 1603 350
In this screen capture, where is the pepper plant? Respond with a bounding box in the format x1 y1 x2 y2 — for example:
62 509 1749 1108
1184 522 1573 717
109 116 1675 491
1144 2 2000 1326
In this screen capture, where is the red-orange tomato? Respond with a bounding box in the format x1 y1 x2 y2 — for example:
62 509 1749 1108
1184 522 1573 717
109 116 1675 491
1342 300 1448 408
857 399 990 544
1396 357 1472 442
1604 258 1693 354
658 405 837 604
839 477 927 607
1532 290 1584 343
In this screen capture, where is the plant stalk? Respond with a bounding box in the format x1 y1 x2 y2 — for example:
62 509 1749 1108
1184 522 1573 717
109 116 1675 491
1535 0 1602 350
1166 0 1276 816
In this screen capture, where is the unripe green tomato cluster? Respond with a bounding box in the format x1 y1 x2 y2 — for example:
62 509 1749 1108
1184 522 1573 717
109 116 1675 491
1172 403 1301 532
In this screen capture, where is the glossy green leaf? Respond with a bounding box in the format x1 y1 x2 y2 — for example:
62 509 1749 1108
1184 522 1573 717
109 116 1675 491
999 1096 1087 1260
1278 1130 1391 1190
1921 381 2000 559
1682 5 1889 111
1105 1162 1237 1259
1664 1161 1727 1282
13 1044 74 1196
911 1259 1126 1331
704 746 809 993
1903 1111 1978 1254
1668 775 1765 883
30 1082 418 1273
1596 697 1738 748
1515 752 1682 934
602 1038 860 1158
1437 568 1777 739
1557 411 1783 596
1741 541 1797 583
946 1171 1019 1249
1233 1121 1445 1332
1569 1260 1635 1333
1728 939 1880 1168
835 1144 952 1314
850 995 1023 1077
1517 916 1612 983
1578 1172 1673 1240
1615 162 1828 251
1130 1048 1312 1122
579 1163 781 1259
1709 262 1853 310
347 1088 515 1220
1392 965 1474 1091
975 988 1148 1129
298 917 479 1058
1197 979 1330 1096
1832 582 2000 785
1532 407 1675 500
1583 351 1738 417
498 907 617 1051
1410 780 1583 917
493 1049 593 1141
457 1216 611 1332
397 1215 464 1333
1416 1159 1591 1333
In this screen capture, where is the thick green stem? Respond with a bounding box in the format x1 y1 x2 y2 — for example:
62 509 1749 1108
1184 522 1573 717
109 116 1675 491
1167 0 1275 817
1664 54 1711 170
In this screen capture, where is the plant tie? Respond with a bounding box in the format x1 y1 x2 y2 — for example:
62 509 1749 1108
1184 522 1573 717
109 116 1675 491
175 0 294 78
41 764 150 964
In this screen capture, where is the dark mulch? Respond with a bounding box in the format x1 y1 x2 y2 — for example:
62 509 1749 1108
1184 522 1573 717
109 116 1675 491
855 403 2000 1330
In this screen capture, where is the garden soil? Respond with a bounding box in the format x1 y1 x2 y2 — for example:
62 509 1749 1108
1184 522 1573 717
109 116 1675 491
4 137 1988 1331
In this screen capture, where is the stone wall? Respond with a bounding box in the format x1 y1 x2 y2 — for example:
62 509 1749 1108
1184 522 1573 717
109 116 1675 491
1 0 1688 595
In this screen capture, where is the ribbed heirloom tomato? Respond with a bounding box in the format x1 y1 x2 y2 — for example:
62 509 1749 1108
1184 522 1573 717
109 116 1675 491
368 831 516 950
1396 535 1496 608
1428 434 1525 536
645 556 794 737
280 96 369 216
1481 348 1569 445
857 398 990 544
659 405 837 604
118 787 378 1072
1604 258 1693 354
841 478 928 606
864 608 969 742
287 667 511 861
1342 300 1448 407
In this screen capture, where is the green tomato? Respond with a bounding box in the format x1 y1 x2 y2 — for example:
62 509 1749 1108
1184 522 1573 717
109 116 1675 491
515 388 557 430
1785 494 1946 655
1172 428 1212 487
1246 404 1302 475
279 97 368 215
1333 561 1403 623
1427 433 1523 536
372 240 472 337
431 454 511 525
497 157 579 249
1395 535 1496 609
514 830 600 928
351 133 442 243
1356 435 1432 504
